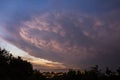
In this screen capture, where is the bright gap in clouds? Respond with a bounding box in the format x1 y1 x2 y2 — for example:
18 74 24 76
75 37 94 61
0 38 66 69
0 38 27 57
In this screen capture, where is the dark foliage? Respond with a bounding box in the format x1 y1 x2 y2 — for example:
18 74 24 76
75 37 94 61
0 48 33 80
0 48 120 80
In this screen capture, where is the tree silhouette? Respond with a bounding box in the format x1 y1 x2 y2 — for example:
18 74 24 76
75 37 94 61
0 48 120 80
0 48 33 80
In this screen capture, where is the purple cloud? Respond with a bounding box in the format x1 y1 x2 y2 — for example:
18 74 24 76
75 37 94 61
1 10 120 69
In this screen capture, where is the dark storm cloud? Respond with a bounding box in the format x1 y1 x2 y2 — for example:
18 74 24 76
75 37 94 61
2 10 120 68
50 0 120 14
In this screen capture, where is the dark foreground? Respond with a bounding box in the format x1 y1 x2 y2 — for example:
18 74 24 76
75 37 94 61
0 48 120 80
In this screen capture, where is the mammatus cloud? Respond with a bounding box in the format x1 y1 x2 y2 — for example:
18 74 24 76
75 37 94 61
19 12 97 62
2 11 120 69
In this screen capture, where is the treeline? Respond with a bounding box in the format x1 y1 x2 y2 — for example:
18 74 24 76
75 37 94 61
0 48 120 80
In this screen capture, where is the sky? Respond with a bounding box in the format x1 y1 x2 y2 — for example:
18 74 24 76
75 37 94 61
0 0 120 70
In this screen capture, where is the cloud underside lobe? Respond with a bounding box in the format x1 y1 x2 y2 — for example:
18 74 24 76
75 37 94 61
3 11 120 69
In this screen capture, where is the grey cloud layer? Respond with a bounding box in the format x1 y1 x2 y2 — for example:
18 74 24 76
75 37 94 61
3 11 120 68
